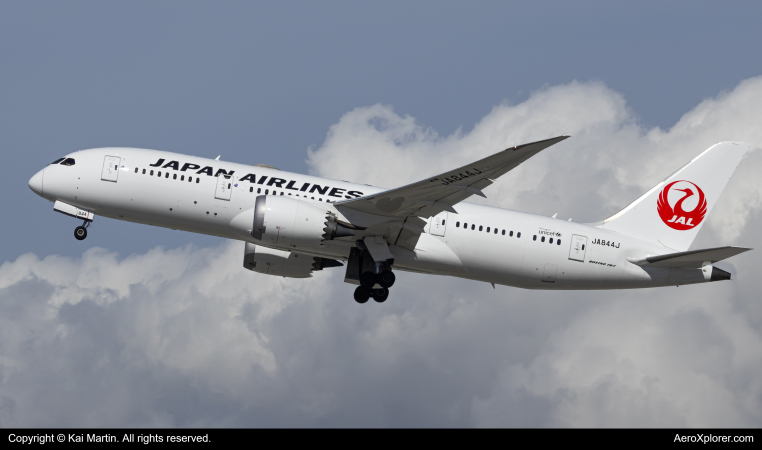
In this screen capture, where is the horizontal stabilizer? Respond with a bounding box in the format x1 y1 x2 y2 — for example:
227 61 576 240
627 246 751 268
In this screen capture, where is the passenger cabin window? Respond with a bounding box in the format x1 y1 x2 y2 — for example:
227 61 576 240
541 236 545 242
158 171 162 177
181 175 185 181
502 230 506 235
517 232 521 238
471 224 475 230
173 174 177 180
257 188 261 193
557 239 561 245
189 177 192 182
549 238 553 244
60 158 75 166
165 173 169 178
142 169 146 174
456 222 460 227
134 168 138 173
150 170 154 175
494 228 498 234
533 235 537 241
509 231 513 237
463 223 467 228
196 178 200 183
479 226 483 231
265 189 269 195
249 187 253 193
486 227 490 232
50 158 65 165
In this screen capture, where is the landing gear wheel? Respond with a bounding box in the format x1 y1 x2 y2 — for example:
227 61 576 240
354 286 370 304
371 288 389 303
360 271 377 288
377 270 395 288
74 226 87 241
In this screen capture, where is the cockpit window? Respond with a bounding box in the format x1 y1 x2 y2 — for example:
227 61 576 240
60 158 75 166
50 158 65 165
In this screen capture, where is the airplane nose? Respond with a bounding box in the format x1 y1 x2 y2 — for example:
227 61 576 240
28 169 44 196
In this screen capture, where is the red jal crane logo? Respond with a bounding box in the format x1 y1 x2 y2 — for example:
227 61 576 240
657 180 707 230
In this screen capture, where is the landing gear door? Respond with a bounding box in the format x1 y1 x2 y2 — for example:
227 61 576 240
429 211 448 237
569 234 587 262
215 175 232 201
101 156 121 182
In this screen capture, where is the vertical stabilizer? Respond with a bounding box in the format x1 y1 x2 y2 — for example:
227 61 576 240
599 142 748 251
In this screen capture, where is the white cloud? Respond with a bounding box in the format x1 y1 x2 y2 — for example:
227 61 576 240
2 78 762 426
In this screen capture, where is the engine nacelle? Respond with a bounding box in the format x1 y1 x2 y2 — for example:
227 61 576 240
243 242 343 278
251 195 354 248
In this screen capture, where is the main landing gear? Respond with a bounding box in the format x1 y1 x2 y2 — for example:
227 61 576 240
74 220 91 241
353 269 395 303
346 245 396 304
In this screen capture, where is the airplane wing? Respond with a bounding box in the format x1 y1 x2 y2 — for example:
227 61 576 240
627 246 752 268
334 135 570 219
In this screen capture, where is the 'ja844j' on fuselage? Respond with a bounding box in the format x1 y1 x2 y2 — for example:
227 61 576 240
28 136 751 303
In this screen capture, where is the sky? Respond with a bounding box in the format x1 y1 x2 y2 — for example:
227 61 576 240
1 1 762 427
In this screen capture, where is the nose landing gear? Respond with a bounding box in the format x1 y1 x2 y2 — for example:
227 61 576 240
74 220 91 241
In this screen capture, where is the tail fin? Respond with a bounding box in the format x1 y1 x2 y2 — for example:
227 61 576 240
598 142 748 251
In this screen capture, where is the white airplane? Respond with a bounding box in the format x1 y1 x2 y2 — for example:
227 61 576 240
28 136 751 303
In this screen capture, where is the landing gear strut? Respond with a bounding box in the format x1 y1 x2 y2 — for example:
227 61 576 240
74 220 91 241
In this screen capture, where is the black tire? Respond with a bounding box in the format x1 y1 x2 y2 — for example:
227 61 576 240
74 226 87 241
354 286 370 304
372 288 389 303
360 271 377 288
377 270 395 288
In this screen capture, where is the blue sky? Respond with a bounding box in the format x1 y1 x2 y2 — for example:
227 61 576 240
2 2 762 427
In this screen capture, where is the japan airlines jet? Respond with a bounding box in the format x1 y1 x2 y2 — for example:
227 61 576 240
28 136 751 303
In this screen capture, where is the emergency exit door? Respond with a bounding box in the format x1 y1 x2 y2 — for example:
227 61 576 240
215 175 232 200
569 234 588 262
429 211 448 237
101 156 121 182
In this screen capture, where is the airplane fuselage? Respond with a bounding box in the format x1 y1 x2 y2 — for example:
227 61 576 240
30 147 720 290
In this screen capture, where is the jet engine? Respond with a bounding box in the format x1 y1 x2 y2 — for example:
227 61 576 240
242 242 343 278
251 195 354 247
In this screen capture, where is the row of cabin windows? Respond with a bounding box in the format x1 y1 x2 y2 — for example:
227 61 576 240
454 222 563 246
455 222 521 238
136 167 200 183
134 168 333 202
533 235 562 245
247 186 332 202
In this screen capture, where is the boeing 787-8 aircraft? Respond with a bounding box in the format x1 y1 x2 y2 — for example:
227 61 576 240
28 136 751 303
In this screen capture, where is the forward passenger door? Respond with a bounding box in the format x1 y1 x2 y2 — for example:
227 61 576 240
101 156 121 182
